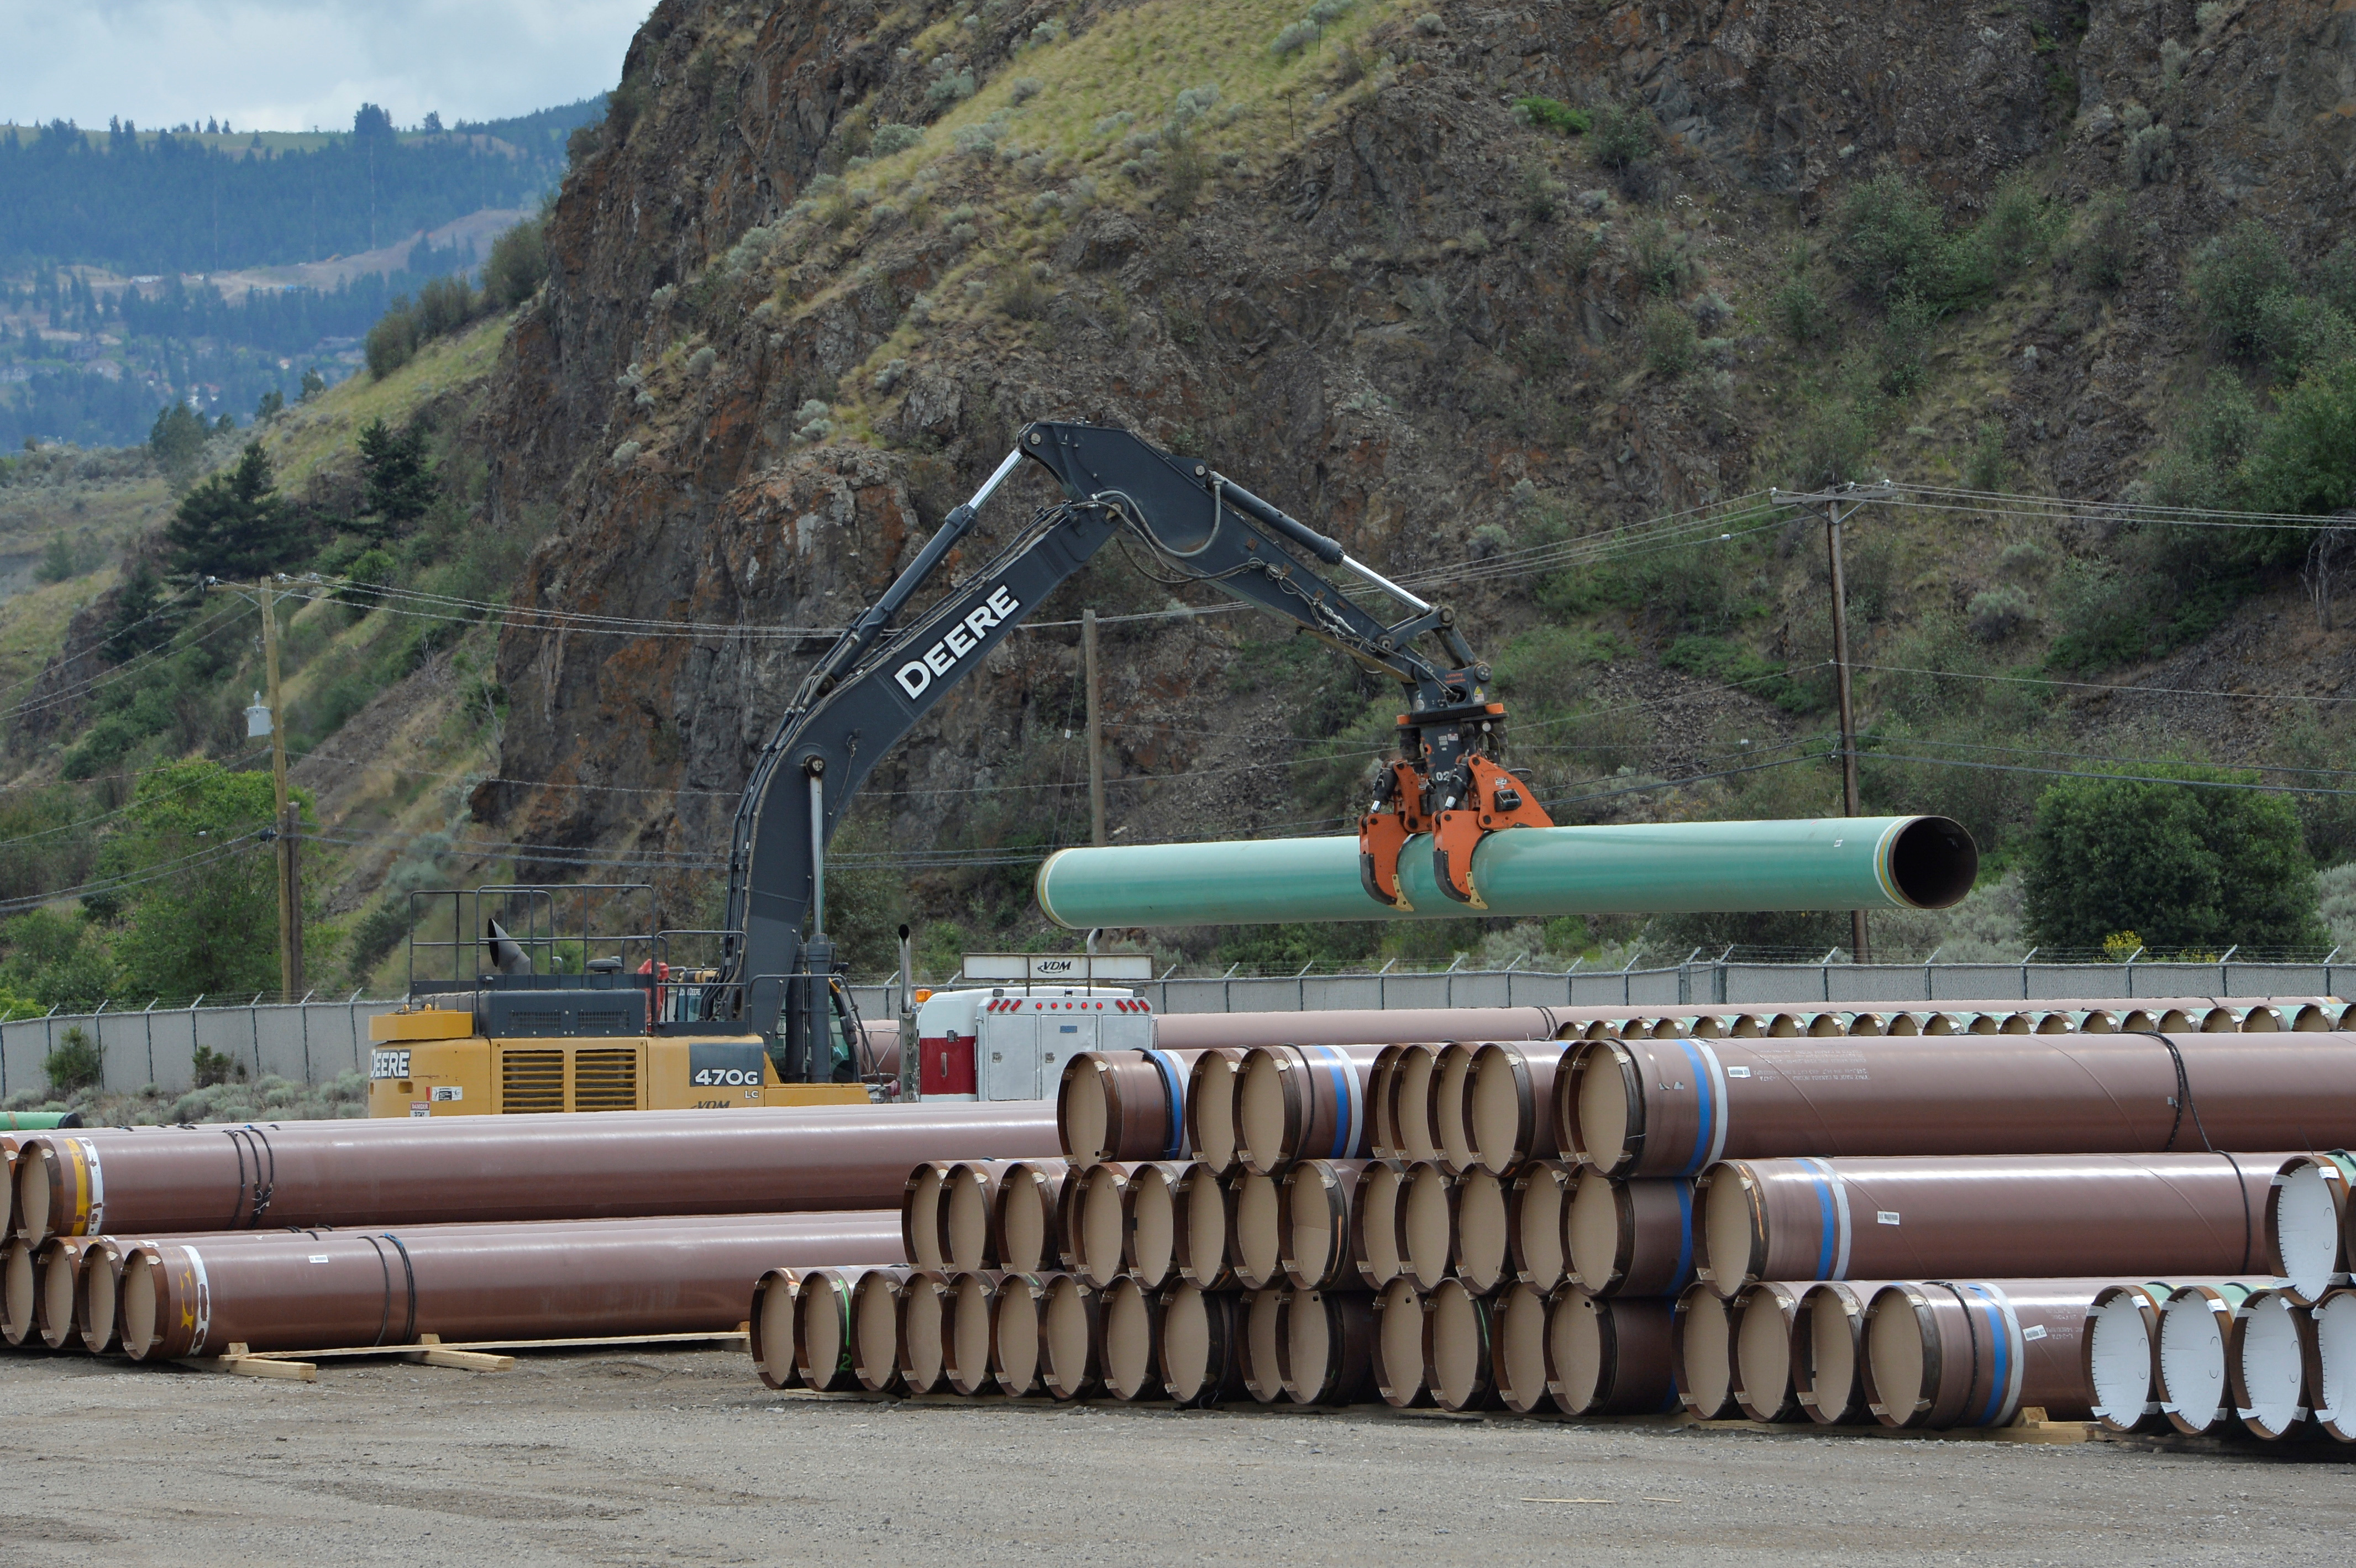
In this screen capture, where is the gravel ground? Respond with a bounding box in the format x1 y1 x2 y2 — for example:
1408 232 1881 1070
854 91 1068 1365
3 1347 2350 1566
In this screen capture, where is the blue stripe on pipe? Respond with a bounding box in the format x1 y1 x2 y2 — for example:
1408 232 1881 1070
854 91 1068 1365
1802 1158 1838 1281
1673 1039 1716 1176
1307 1046 1356 1158
1671 1179 1695 1291
1966 1286 2009 1428
1144 1050 1185 1161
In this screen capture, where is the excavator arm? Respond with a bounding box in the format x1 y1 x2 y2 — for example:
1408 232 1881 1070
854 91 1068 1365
721 422 1547 1075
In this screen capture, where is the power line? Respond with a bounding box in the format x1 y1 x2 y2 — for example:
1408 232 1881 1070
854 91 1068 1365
1854 660 2356 707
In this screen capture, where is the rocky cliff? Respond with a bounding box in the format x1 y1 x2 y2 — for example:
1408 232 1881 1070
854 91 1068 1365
453 0 2356 962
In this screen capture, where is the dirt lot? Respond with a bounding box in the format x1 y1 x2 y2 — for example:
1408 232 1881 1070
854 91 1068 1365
3 1347 2350 1566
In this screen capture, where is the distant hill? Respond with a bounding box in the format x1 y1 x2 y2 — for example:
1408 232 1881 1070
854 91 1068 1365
0 99 603 275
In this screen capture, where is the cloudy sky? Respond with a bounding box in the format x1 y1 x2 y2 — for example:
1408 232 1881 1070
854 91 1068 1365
4 0 652 131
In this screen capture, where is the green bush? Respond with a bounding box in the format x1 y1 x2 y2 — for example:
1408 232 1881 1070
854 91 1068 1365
1771 280 1827 344
1513 96 1592 135
1659 634 1817 712
1964 420 2008 490
1830 175 1949 303
1966 584 2033 641
2068 198 2140 292
1588 104 1657 171
2022 772 2327 952
482 218 549 308
1782 397 1878 489
1641 300 1696 376
1630 218 1692 296
44 1026 102 1094
1876 290 1938 395
2189 220 2299 358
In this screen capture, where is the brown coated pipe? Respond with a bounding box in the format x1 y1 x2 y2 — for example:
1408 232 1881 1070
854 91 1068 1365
906 1269 969 1394
114 1209 902 1361
1227 1168 1285 1291
939 1269 1005 1397
1729 1280 1808 1423
1040 1273 1104 1399
1792 1280 1893 1426
2266 1152 2356 1303
1158 1280 1248 1407
2157 1282 2274 1434
1462 1042 1563 1176
1057 1047 1207 1164
750 1267 800 1389
990 1271 1053 1396
1367 1046 1407 1161
1122 1160 1188 1288
1567 1031 2356 1181
1395 1161 1457 1293
902 1163 953 1272
18 1101 1061 1246
1279 1159 1369 1291
1860 1278 2107 1428
1547 1287 1680 1417
1423 1278 1500 1412
1183 1048 1247 1176
1384 1046 1442 1167
799 1265 894 1392
1371 1276 1429 1407
1564 1170 1696 1299
1240 1285 1288 1403
1697 1153 2292 1300
940 1160 1005 1273
1351 1160 1408 1289
1672 1281 1738 1418
1171 1161 1232 1288
1235 1043 1384 1174
1277 1287 1376 1406
1069 1161 1143 1289
991 1160 1068 1275
2 1235 38 1345
1155 1008 1564 1051
2304 1287 2356 1441
1100 1275 1166 1399
1487 1281 1554 1414
2230 1287 2317 1440
850 1267 917 1394
1509 1160 1572 1293
34 1235 112 1350
1452 1167 1512 1296
2081 1282 2176 1433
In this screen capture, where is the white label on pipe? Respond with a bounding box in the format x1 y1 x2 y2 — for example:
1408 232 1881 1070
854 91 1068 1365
1725 1066 1751 1079
309 1255 330 1264
1876 1211 1901 1226
2022 1324 2048 1342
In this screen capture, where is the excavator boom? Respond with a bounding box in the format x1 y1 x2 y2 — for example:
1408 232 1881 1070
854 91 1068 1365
721 423 1547 1076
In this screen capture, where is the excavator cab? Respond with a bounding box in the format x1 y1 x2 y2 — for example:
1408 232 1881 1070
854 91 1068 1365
365 884 874 1117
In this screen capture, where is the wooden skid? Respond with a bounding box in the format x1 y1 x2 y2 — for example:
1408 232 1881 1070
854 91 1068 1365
226 1327 752 1370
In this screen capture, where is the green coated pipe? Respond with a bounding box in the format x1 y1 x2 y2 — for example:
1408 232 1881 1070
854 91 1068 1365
1036 816 1976 929
0 1111 83 1131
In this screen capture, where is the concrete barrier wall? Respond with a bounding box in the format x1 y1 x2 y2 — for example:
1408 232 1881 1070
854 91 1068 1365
5 957 2347 1099
0 999 403 1101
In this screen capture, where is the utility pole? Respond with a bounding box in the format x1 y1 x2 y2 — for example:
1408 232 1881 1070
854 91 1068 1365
1771 484 1892 964
258 576 302 997
1083 607 1106 846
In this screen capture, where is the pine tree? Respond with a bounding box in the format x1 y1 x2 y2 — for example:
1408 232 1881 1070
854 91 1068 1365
162 442 300 579
103 559 177 663
357 417 434 536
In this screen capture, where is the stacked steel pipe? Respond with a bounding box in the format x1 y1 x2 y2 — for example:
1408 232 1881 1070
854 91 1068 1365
7 1101 1088 1361
801 1022 2356 1442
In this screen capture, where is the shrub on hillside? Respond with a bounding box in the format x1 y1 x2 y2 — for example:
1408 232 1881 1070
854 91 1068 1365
2189 220 2299 357
1641 300 1696 376
482 218 549 308
1512 96 1591 135
1589 104 1657 171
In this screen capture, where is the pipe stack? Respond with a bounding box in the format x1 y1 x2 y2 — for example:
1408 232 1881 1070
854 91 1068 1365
823 1019 2356 1442
9 1100 1085 1364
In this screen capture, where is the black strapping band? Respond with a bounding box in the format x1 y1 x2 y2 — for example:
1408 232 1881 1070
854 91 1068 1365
380 1232 417 1346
